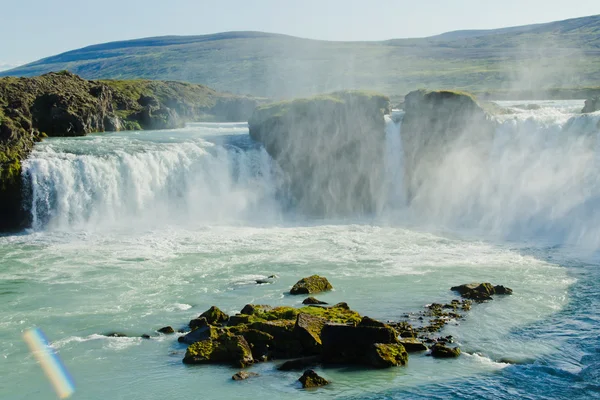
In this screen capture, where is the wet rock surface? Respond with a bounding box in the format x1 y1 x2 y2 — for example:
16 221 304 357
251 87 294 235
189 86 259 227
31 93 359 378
232 371 259 381
290 275 333 295
298 369 329 388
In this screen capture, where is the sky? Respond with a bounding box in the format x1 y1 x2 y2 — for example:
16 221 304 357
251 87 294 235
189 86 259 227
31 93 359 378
0 0 598 69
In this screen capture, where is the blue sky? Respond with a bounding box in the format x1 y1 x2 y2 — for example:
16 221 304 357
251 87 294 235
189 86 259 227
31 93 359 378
1 0 598 69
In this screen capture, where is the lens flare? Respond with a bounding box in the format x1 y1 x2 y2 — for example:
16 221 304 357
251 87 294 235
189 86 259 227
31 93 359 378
23 328 75 399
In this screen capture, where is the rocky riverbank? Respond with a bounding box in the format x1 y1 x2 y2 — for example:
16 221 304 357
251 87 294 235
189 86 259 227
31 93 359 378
0 71 261 232
126 275 513 390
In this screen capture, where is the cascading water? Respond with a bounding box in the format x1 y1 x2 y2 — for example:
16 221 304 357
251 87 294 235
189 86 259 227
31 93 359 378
23 123 281 231
3 104 600 400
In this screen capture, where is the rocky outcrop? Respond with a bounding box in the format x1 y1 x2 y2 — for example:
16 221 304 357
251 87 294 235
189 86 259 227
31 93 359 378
232 371 259 381
182 331 254 367
290 275 333 295
248 91 390 216
0 71 261 232
451 282 513 301
298 369 329 388
582 96 600 113
430 343 461 358
401 90 495 204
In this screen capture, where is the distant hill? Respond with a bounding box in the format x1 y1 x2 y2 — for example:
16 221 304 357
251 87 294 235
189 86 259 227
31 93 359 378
2 15 600 98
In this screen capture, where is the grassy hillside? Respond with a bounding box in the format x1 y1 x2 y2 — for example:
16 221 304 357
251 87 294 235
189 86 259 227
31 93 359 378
2 15 599 99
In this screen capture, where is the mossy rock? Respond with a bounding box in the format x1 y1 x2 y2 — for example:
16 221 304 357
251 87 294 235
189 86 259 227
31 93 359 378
399 338 428 352
293 313 327 353
358 316 389 328
183 332 254 368
157 326 175 334
199 306 229 325
367 343 408 368
298 369 329 388
302 297 328 305
290 275 333 295
430 343 461 358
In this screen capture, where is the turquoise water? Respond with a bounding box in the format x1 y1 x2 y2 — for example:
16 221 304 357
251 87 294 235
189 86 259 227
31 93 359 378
1 105 599 399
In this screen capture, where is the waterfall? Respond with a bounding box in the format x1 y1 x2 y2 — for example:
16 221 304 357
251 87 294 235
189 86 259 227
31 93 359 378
384 112 406 208
22 124 281 230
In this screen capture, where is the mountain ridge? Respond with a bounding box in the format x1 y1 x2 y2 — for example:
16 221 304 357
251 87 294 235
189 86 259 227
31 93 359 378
3 14 599 98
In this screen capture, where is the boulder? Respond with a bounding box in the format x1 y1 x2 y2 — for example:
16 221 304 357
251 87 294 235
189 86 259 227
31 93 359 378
198 306 229 325
157 326 175 334
302 297 328 305
430 343 461 358
248 91 390 217
232 371 259 381
366 343 408 368
290 275 333 295
177 325 220 345
293 313 327 353
182 332 254 368
298 369 329 388
582 96 600 113
450 283 513 300
321 323 401 367
399 338 428 352
240 304 272 316
189 317 209 330
358 316 389 328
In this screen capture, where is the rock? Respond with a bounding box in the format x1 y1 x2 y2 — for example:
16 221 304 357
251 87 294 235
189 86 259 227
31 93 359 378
450 283 513 300
366 343 408 368
277 356 321 371
178 325 219 345
358 316 389 328
157 326 175 334
430 343 461 358
141 334 151 339
290 275 333 295
494 285 513 295
582 96 600 113
302 297 328 305
228 314 251 326
229 327 274 361
183 332 254 368
240 304 272 316
321 323 400 366
232 371 259 381
298 369 329 388
399 338 428 352
248 91 390 217
199 306 229 325
401 90 495 204
189 317 209 330
104 332 127 337
293 313 327 354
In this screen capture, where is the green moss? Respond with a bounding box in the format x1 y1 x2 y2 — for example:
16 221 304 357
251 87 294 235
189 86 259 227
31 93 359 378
368 343 408 368
199 306 229 325
290 275 333 295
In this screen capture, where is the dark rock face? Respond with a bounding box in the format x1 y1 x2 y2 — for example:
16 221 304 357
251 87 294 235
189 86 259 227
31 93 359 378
298 369 329 388
157 326 175 334
0 72 261 232
302 297 328 305
430 343 461 358
249 91 390 217
183 332 254 368
451 283 513 300
321 323 404 367
189 316 209 330
199 306 229 325
290 275 333 295
401 90 495 205
232 371 259 381
399 338 428 352
582 97 600 113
